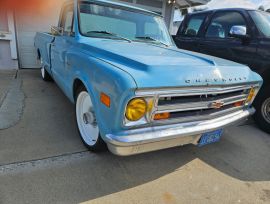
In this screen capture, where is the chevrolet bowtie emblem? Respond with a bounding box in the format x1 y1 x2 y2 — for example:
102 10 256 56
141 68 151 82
211 101 225 109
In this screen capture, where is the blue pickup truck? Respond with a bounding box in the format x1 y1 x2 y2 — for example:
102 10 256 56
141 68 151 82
35 0 263 156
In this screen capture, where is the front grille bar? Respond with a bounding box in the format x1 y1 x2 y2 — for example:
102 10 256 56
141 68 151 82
157 94 248 113
153 87 250 122
135 85 256 97
135 84 259 125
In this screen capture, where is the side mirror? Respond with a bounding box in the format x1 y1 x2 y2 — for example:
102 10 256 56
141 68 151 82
51 26 63 36
229 25 248 39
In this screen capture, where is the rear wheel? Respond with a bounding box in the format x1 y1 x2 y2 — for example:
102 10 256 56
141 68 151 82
39 57 52 81
75 86 106 152
254 87 270 134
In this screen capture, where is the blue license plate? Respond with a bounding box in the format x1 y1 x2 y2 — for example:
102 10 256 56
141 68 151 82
198 129 223 147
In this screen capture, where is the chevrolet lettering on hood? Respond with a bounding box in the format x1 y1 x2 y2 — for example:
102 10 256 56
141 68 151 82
185 77 248 84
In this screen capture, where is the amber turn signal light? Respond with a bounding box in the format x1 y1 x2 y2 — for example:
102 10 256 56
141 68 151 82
100 92 111 107
246 87 256 103
154 112 170 120
234 101 245 107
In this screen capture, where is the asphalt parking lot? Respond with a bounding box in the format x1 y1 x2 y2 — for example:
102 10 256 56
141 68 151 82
0 70 269 204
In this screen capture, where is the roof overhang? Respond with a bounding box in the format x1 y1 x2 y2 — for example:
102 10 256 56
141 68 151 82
175 0 211 8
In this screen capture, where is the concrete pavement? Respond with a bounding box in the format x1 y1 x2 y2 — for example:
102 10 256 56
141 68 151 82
0 75 24 130
0 70 85 164
0 70 17 105
0 70 269 204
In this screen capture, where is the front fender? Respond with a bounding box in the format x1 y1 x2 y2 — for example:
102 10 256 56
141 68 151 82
68 51 137 138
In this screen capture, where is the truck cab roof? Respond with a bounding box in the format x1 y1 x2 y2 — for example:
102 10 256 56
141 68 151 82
65 0 161 17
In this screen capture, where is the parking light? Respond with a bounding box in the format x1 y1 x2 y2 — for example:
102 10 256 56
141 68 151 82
246 87 256 104
234 101 245 107
154 112 170 120
101 92 111 107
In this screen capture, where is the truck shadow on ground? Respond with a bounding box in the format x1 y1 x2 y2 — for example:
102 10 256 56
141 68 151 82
101 124 270 183
72 126 270 202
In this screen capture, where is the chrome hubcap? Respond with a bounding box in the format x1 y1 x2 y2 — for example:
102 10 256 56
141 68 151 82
40 58 45 78
262 97 270 123
76 91 99 145
83 112 96 126
41 67 45 78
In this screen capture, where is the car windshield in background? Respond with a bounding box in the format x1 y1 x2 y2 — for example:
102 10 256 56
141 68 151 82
249 11 270 37
79 3 173 46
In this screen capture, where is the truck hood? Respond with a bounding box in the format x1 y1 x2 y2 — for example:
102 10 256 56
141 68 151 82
80 38 262 88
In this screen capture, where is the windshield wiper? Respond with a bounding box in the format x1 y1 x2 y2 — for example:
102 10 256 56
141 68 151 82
135 36 169 47
86 31 132 42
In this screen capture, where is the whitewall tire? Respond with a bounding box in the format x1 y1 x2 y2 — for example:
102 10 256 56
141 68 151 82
76 86 106 151
39 57 52 81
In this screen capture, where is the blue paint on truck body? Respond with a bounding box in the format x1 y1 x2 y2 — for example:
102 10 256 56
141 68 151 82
35 0 263 154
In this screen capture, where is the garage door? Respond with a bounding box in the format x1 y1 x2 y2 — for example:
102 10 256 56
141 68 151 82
16 0 65 68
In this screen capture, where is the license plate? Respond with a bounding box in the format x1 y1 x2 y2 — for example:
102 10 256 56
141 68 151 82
198 129 223 147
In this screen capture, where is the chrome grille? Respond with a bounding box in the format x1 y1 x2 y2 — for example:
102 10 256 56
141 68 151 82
157 90 248 113
136 85 258 124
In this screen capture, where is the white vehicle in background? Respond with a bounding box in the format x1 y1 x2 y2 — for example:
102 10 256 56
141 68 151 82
260 3 270 13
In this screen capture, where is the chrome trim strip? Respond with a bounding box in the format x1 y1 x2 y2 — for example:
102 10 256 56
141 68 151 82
157 94 248 113
153 107 243 124
135 84 259 97
105 108 255 156
123 84 258 127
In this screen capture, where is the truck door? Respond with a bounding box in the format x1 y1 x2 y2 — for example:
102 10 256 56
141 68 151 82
198 11 258 68
51 3 75 93
249 10 270 76
174 13 207 52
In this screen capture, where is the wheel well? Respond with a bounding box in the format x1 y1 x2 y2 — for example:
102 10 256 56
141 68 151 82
73 79 85 101
261 70 270 89
37 49 41 60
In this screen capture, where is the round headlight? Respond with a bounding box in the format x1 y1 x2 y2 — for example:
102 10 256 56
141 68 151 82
125 98 147 121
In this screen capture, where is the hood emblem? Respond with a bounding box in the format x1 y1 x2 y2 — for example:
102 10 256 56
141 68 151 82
211 101 225 109
185 77 247 84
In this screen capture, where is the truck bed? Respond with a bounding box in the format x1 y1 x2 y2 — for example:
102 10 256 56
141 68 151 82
34 32 55 71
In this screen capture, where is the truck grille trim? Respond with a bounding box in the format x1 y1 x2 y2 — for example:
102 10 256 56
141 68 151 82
136 85 254 97
158 90 244 105
157 93 248 113
136 85 258 124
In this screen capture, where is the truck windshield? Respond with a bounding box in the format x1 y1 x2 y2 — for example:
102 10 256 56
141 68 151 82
249 11 270 37
79 2 173 46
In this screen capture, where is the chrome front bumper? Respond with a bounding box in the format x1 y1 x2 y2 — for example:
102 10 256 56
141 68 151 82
104 108 255 156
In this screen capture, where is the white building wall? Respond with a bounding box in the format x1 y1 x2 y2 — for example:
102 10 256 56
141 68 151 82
0 10 18 70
